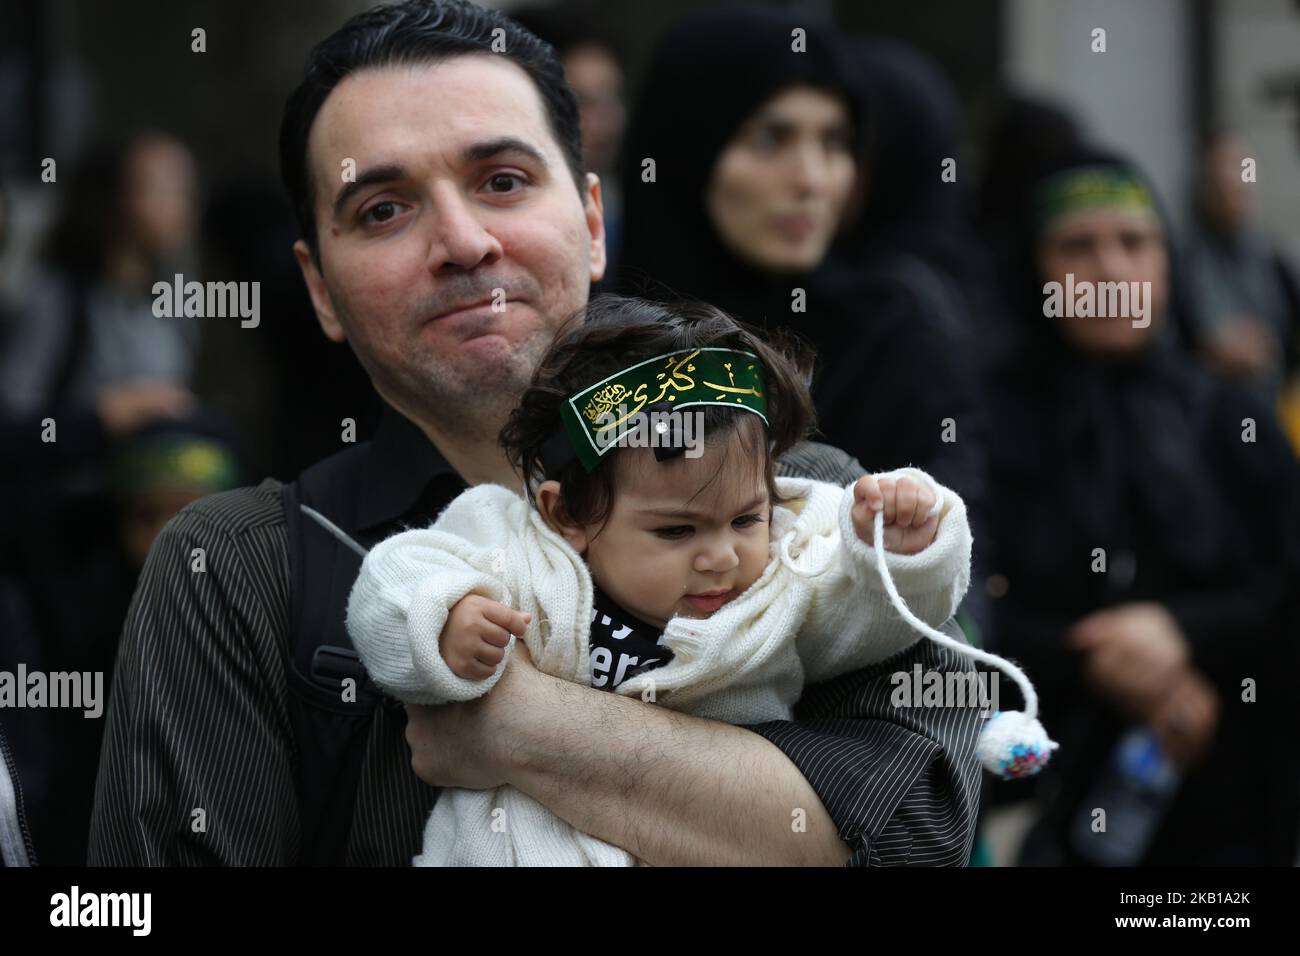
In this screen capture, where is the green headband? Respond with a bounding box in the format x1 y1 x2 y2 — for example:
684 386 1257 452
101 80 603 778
1034 165 1156 233
558 347 768 472
111 436 239 496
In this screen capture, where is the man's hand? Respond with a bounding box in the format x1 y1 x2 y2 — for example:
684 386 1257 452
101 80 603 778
404 641 547 791
1069 602 1190 720
851 474 939 555
441 593 530 680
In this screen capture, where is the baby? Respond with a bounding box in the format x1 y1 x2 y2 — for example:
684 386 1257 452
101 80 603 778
346 295 976 866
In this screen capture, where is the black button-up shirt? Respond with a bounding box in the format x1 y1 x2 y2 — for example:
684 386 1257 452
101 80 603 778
88 409 982 866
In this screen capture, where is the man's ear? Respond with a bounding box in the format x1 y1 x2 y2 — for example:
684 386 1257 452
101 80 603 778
293 238 346 343
582 172 607 285
535 480 590 554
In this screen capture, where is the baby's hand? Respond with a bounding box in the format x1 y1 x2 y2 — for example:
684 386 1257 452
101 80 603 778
441 594 531 681
851 474 940 556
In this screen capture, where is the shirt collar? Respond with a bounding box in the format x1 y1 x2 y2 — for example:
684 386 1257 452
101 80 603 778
356 403 465 531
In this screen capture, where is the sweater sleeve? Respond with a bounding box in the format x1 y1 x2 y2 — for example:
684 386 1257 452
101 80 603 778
345 486 526 705
796 467 973 685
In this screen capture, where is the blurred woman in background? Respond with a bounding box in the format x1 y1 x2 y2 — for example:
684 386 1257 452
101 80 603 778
617 7 990 638
983 145 1300 865
1 132 199 421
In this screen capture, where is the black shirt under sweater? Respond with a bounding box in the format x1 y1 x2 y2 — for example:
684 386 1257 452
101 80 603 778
588 586 674 692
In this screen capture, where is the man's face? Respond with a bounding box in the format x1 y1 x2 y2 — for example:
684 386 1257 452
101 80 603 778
294 56 606 429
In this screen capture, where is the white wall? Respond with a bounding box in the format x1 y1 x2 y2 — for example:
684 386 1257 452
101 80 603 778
1214 0 1300 262
1003 0 1196 229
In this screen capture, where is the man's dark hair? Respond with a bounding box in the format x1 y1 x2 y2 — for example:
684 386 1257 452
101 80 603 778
500 294 818 531
278 0 584 259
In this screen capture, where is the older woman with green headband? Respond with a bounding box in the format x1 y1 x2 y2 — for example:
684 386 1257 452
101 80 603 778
982 145 1300 866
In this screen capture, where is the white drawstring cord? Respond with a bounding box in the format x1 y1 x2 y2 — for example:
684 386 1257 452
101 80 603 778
870 508 1040 721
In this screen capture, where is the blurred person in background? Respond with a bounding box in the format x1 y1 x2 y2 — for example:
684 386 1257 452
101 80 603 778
0 132 201 534
834 37 970 317
617 8 991 647
109 414 242 570
1 412 240 865
1 132 200 425
983 144 1300 866
514 3 626 275
1182 132 1300 416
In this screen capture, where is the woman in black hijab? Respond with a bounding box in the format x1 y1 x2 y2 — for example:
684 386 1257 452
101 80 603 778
984 145 1300 865
616 9 989 530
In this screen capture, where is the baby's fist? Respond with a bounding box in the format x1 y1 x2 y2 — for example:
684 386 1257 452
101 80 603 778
441 593 531 681
852 474 940 555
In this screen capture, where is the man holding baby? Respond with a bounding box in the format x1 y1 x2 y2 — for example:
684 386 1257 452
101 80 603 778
89 0 983 867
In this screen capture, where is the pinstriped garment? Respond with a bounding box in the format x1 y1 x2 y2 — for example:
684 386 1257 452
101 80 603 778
88 441 982 866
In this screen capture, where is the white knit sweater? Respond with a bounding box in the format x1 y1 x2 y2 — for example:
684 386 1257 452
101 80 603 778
346 467 971 866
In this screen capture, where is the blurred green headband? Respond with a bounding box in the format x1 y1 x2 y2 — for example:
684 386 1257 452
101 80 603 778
558 347 768 472
111 435 239 496
1034 165 1156 232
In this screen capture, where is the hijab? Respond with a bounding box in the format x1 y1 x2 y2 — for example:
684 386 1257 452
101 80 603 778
834 37 968 288
616 6 862 325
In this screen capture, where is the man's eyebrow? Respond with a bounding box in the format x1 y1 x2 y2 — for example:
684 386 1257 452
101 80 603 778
462 136 549 169
332 163 407 220
330 140 549 221
638 495 768 520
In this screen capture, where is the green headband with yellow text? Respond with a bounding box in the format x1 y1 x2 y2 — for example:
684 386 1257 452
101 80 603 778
558 347 768 472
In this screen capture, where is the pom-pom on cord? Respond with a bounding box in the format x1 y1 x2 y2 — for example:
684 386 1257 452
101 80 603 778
870 506 1058 779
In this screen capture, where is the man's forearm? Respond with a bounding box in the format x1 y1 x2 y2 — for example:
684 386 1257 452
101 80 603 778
502 675 851 866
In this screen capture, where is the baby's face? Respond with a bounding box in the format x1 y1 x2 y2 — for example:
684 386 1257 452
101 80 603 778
583 440 772 631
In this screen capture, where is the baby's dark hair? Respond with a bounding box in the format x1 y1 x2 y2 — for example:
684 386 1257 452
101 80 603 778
500 294 817 529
